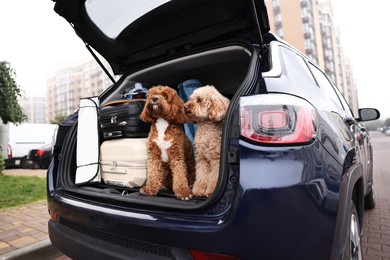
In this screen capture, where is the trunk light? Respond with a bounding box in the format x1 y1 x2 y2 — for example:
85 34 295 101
240 94 317 145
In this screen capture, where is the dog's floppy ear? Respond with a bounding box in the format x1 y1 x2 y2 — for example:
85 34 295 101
166 92 187 124
208 93 230 122
139 105 155 123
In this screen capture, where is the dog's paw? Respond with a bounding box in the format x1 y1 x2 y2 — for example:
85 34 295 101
177 194 193 200
192 183 207 197
204 184 217 197
139 187 147 195
139 186 158 196
180 193 193 201
174 188 193 201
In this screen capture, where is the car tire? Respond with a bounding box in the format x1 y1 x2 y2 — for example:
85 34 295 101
20 157 28 169
343 201 363 260
364 187 376 209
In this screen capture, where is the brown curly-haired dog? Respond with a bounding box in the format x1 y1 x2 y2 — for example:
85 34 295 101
184 85 230 197
139 85 195 200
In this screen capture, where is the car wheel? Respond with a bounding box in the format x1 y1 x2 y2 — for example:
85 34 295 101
344 201 363 260
20 157 28 168
364 186 376 209
385 128 390 136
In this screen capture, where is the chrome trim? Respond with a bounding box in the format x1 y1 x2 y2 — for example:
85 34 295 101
262 41 282 78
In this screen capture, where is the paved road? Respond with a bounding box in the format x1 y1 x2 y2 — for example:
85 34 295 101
361 131 390 259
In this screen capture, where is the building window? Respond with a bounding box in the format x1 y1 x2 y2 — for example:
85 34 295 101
272 0 280 8
275 28 284 38
275 13 282 23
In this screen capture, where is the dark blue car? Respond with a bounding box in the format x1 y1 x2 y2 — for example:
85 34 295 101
47 0 379 259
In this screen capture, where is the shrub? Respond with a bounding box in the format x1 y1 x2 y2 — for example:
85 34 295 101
0 152 4 174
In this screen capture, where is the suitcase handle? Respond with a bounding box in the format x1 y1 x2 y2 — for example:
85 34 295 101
101 99 146 108
101 121 128 129
108 115 128 126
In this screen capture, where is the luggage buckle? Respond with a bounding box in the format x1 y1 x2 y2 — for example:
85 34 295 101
110 116 117 123
110 161 117 170
118 121 127 126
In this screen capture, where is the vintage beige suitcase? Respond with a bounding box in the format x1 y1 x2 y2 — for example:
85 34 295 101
100 138 147 188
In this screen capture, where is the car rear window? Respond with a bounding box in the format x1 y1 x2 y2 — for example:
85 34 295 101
85 0 171 39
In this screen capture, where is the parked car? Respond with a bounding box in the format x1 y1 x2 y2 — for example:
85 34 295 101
47 1 380 259
382 126 390 135
26 143 52 169
5 123 57 168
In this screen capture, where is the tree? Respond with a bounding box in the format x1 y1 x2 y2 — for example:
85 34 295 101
50 113 68 124
0 61 26 124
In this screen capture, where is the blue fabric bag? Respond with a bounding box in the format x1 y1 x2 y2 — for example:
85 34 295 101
178 79 202 144
122 83 148 99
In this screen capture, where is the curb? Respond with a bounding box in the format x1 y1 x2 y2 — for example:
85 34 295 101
0 239 62 260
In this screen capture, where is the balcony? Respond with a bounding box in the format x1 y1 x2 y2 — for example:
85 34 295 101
302 16 310 23
306 48 313 55
300 0 311 8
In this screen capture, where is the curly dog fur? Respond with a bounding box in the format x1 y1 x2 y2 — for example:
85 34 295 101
140 85 195 200
184 85 230 197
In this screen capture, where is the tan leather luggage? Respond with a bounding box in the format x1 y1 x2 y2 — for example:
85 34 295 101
100 138 147 188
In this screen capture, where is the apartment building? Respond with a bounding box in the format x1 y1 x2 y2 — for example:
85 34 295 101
265 0 359 114
19 95 47 124
46 59 115 123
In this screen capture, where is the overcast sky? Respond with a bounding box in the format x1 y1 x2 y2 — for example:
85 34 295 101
0 0 389 119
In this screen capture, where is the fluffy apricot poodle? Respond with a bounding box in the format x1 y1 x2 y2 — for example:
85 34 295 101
139 85 195 200
184 85 230 197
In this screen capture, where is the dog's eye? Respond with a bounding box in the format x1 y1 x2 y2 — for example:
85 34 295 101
163 95 167 100
197 97 202 103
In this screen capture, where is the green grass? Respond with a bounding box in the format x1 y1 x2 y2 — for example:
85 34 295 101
0 174 46 210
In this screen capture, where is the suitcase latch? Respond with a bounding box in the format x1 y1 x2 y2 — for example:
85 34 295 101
110 161 117 170
111 116 117 123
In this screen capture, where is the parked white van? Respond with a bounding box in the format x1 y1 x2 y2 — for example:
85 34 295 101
0 120 10 161
5 123 57 168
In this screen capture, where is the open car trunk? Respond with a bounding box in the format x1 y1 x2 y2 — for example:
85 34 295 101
57 41 267 210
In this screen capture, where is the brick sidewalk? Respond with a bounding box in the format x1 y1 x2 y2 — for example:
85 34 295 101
0 202 49 255
361 133 390 260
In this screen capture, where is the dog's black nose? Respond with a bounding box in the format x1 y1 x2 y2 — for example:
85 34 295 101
152 96 159 103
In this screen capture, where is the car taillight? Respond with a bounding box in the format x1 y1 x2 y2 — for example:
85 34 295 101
240 94 317 145
7 144 12 158
36 149 45 157
189 250 239 260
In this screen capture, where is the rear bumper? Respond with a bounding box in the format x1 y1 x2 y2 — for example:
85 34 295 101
47 184 337 260
49 219 192 260
5 157 23 168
